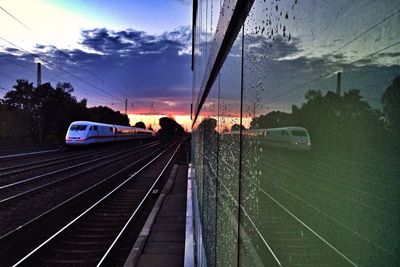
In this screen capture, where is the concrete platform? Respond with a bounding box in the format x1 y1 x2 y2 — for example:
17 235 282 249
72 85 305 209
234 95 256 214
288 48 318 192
124 164 189 267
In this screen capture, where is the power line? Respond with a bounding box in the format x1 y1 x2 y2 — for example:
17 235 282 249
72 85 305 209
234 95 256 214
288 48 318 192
0 70 19 80
266 7 400 97
0 53 118 102
0 6 36 33
0 53 36 74
0 5 131 99
1 51 92 97
268 40 400 103
0 35 123 102
330 8 400 56
351 40 400 65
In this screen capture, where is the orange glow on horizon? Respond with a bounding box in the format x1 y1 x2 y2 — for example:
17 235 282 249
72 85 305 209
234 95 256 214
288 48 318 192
128 113 192 132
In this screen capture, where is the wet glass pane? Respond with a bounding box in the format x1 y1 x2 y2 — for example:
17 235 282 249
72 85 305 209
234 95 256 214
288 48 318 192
241 0 400 266
215 28 242 267
198 80 219 266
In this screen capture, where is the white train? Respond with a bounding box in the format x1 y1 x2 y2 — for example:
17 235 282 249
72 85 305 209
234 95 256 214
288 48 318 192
65 121 154 145
223 127 311 150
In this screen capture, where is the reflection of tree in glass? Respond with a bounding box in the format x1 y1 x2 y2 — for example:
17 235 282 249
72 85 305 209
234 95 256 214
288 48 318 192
196 117 219 266
230 123 246 132
382 75 400 134
251 76 400 159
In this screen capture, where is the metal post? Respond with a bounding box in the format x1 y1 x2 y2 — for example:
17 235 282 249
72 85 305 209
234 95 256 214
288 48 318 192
336 72 342 96
37 62 41 87
125 98 128 115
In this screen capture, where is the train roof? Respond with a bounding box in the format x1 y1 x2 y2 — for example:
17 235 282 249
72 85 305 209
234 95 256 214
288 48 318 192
262 127 308 131
69 121 154 133
70 121 114 128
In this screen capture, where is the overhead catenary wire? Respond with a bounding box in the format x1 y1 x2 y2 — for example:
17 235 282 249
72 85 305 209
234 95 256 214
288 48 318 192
0 53 36 75
267 40 400 104
0 59 61 85
1 52 91 97
0 5 131 99
0 70 19 80
329 8 400 56
0 36 123 102
264 6 400 100
0 54 115 102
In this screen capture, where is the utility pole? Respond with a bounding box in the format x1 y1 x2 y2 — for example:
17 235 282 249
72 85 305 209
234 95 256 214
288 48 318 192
36 62 42 144
336 72 342 96
253 102 256 119
125 98 128 115
37 62 41 87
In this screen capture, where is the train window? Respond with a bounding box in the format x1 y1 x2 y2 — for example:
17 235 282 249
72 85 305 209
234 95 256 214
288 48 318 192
93 126 98 130
109 127 113 132
70 125 87 131
291 130 307 137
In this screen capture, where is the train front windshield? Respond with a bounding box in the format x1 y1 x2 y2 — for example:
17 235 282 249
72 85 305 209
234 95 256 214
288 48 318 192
291 130 308 137
70 125 87 131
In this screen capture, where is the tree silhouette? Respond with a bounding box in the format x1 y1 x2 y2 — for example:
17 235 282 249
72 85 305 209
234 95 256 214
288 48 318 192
134 121 146 129
230 124 245 131
88 106 129 126
251 89 383 155
158 117 185 139
250 111 290 129
0 79 129 144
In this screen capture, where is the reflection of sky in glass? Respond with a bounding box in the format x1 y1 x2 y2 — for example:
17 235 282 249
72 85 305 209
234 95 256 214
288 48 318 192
242 0 400 114
193 1 400 267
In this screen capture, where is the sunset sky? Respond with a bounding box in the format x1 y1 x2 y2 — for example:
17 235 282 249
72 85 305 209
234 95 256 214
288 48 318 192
0 0 192 129
1 0 399 131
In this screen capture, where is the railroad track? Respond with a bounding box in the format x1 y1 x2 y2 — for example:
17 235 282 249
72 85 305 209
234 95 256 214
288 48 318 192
0 140 183 266
205 147 358 266
0 141 157 184
0 141 161 205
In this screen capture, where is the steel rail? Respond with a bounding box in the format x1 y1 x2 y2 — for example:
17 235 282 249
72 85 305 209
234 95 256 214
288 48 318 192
0 142 166 243
0 140 159 178
214 151 359 266
0 141 161 205
0 141 160 192
11 141 180 266
97 142 181 266
0 149 109 178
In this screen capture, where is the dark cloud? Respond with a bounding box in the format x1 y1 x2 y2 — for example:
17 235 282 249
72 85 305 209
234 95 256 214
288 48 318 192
172 0 192 5
35 44 47 50
244 35 303 60
4 47 21 54
80 28 133 54
3 25 398 115
79 26 191 57
0 26 193 107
